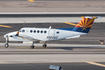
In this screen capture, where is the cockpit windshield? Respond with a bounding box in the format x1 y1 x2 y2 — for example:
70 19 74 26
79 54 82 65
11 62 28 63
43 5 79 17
19 29 22 32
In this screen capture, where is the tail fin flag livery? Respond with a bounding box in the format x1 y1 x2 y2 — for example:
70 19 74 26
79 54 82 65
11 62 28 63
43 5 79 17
73 16 97 33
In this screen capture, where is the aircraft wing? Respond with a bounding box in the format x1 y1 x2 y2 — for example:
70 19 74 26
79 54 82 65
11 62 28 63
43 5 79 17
16 35 38 41
15 31 45 41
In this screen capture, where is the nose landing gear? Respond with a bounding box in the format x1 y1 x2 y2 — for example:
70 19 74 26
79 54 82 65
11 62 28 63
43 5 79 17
4 36 9 48
4 43 9 48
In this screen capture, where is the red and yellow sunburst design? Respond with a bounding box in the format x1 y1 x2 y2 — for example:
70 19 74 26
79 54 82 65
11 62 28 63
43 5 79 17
75 17 97 30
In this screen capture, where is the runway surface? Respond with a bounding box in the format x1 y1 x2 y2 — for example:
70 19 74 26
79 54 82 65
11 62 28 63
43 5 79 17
0 13 105 17
0 1 105 12
0 43 105 70
0 62 105 70
0 0 104 1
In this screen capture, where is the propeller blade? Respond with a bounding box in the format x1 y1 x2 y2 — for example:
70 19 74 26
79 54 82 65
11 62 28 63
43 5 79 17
15 31 19 36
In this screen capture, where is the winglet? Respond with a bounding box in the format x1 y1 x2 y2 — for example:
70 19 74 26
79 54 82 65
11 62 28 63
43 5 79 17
15 31 19 36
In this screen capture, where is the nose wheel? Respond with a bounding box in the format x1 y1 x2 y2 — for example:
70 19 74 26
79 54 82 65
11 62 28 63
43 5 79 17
4 44 9 48
4 36 9 48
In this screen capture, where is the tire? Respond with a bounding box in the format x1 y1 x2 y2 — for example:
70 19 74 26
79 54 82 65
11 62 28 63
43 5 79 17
30 45 34 49
4 44 9 48
43 44 47 48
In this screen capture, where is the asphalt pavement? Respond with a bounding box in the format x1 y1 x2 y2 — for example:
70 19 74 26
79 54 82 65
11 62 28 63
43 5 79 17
0 43 105 70
0 1 105 12
0 0 105 1
0 62 105 70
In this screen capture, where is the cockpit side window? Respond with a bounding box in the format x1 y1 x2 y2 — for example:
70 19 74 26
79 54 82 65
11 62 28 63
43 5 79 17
22 30 25 32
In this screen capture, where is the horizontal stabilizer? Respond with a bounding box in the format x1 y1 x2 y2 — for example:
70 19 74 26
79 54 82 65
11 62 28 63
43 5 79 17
66 35 80 39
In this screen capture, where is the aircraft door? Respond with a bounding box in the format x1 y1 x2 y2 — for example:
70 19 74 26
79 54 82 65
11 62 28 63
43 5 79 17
48 29 55 40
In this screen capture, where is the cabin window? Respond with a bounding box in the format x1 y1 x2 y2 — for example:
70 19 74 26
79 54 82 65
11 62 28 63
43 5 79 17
30 30 32 33
56 31 59 34
44 31 47 33
41 30 43 33
34 30 36 33
37 30 39 33
22 30 25 32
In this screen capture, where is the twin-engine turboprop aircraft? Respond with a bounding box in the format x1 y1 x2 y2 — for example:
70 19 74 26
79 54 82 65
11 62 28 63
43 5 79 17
4 16 98 49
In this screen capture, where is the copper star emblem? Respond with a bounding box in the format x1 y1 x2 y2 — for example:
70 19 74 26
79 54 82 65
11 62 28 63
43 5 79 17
82 24 87 31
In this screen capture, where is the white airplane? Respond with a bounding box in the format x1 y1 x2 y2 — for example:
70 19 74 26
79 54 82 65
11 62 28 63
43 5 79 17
4 16 98 49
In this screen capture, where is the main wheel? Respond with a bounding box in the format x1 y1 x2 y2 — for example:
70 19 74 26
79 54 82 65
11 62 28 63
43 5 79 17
4 44 9 48
30 45 34 49
43 44 47 48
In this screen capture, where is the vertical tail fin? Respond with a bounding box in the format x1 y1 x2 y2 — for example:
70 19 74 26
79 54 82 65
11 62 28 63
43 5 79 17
73 16 97 33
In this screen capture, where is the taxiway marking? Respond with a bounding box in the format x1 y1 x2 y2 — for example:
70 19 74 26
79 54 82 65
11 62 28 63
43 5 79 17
0 25 12 28
64 22 77 26
28 0 35 2
86 62 105 67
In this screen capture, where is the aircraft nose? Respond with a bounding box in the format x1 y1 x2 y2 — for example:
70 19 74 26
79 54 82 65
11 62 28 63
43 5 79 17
4 34 8 38
4 34 13 38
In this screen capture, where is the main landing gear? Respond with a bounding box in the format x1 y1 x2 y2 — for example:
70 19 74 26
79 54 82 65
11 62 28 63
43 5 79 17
30 42 35 49
43 44 47 48
42 42 47 48
4 36 9 48
30 42 47 49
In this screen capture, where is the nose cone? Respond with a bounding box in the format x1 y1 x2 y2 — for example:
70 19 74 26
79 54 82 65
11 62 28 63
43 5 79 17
4 31 18 38
4 34 8 38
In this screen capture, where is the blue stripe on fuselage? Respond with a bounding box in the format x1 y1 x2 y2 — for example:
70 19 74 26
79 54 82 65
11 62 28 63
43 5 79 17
58 28 74 31
58 27 90 33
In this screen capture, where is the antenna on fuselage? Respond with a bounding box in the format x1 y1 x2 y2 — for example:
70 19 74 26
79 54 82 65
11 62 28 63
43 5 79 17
49 26 52 29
